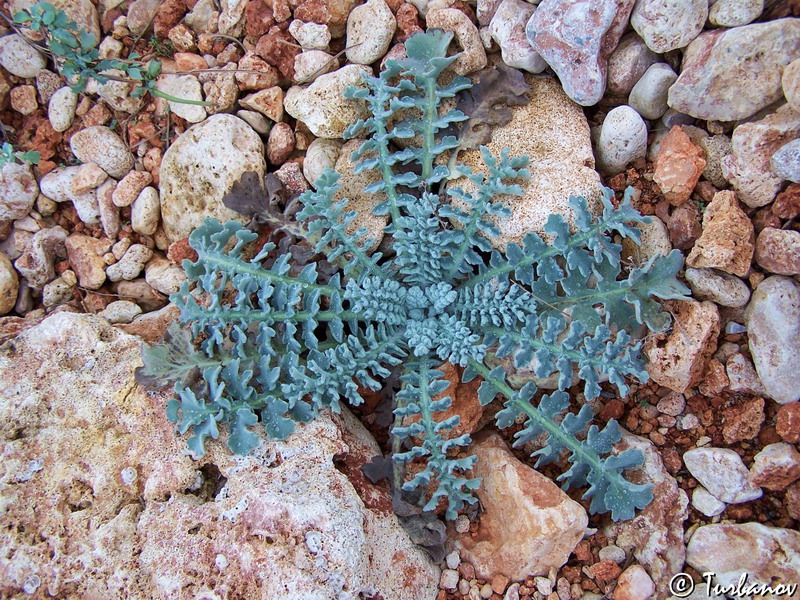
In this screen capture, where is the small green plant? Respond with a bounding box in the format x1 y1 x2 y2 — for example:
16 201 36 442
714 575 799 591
139 30 690 522
12 2 209 106
0 142 40 168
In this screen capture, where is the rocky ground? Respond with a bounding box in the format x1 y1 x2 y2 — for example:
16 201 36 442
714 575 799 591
0 0 799 599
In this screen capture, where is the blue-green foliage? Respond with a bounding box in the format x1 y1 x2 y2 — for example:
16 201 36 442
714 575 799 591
140 29 690 522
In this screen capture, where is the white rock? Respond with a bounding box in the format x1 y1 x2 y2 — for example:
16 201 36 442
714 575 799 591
745 276 800 404
98 300 143 324
284 65 372 138
596 105 648 175
0 34 46 78
345 0 396 65
48 87 78 133
289 19 331 50
39 167 100 224
691 486 726 517
628 63 677 120
235 110 271 135
0 161 38 221
684 268 750 307
683 447 762 504
749 442 800 491
598 545 626 564
489 0 546 73
144 256 186 295
440 569 459 590
42 276 74 309
709 0 763 27
622 216 671 265
631 0 707 53
159 114 265 243
726 352 767 396
771 138 800 183
131 186 160 236
156 74 206 123
106 244 153 282
97 69 142 114
426 8 487 75
70 126 134 179
303 138 343 189
293 50 339 84
0 251 18 315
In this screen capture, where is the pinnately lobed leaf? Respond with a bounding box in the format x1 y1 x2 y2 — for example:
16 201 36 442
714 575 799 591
139 29 691 523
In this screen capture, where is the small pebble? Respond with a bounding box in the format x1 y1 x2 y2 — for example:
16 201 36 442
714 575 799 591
48 87 78 133
131 186 160 236
596 106 648 176
691 486 727 517
629 63 677 120
98 300 143 324
106 244 153 282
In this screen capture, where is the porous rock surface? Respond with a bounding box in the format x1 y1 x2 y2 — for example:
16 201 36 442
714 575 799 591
450 76 602 249
0 312 439 600
159 114 265 243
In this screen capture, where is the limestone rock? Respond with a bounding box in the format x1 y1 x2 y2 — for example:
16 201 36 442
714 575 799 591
70 126 134 179
686 523 800 593
332 139 388 252
304 138 343 189
605 433 688 598
755 227 800 276
596 105 647 175
745 276 800 404
0 312 439 600
156 74 206 123
684 268 750 308
667 19 800 121
0 161 38 221
526 0 635 106
113 170 153 208
726 353 768 397
489 0 545 74
686 191 754 278
628 63 677 121
159 115 265 243
614 565 655 600
784 58 800 112
449 76 603 248
293 50 340 84
772 138 800 183
64 234 112 290
284 65 372 138
451 433 587 581
0 34 46 78
606 32 659 97
98 300 142 324
345 0 396 65
722 105 800 208
47 86 78 133
777 403 800 444
653 126 706 206
426 8 487 76
749 442 800 491
630 0 707 53
644 299 720 394
684 448 762 504
0 252 18 315
40 166 100 225
13 226 67 290
131 186 160 236
708 0 763 27
691 486 726 517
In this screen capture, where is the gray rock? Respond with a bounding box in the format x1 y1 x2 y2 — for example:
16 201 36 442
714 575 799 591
0 34 46 78
745 276 800 404
159 115 265 243
98 300 143 324
784 58 800 113
668 19 800 121
684 268 750 307
683 447 762 504
345 0 395 65
596 105 647 175
631 0 707 53
699 134 732 189
771 138 800 183
628 63 677 120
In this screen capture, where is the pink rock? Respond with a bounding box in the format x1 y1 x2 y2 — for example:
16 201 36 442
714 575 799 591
64 234 112 290
267 122 295 165
489 0 546 73
605 32 659 97
721 105 800 208
668 19 800 121
686 190 754 278
755 227 800 276
450 433 588 581
777 402 800 444
112 170 153 208
750 442 800 491
526 0 636 106
605 433 688 597
644 299 720 394
653 126 707 206
630 0 706 53
0 162 38 221
614 565 655 600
